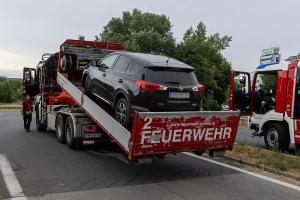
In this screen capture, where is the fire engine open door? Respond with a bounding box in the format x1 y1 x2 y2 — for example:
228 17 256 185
229 71 251 115
23 67 38 98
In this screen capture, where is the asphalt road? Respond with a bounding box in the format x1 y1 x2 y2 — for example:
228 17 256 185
235 127 266 148
0 110 299 200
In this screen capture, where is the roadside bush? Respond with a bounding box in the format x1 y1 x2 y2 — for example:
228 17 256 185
0 76 22 103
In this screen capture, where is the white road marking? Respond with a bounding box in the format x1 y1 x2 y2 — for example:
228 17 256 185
184 152 300 192
8 197 26 200
0 154 27 200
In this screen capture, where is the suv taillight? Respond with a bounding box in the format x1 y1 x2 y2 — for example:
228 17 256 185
135 80 165 92
192 84 204 93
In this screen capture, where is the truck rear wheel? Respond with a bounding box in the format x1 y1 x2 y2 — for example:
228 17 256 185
55 114 65 143
36 109 47 132
65 116 81 149
264 123 290 151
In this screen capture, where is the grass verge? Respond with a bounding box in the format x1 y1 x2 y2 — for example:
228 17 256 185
226 144 300 176
0 101 22 109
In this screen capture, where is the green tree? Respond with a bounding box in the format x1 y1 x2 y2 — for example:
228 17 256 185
176 23 232 110
96 9 176 56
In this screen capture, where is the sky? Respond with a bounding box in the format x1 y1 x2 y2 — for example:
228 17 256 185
0 0 300 78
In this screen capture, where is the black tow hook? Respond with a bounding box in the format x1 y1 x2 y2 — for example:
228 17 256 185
252 131 262 137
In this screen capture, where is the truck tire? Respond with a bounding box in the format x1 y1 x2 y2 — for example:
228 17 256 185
115 98 131 128
55 114 65 143
264 123 290 151
61 54 72 72
64 116 81 149
36 109 47 132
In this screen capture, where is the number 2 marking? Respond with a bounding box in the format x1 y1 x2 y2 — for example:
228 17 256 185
142 117 152 130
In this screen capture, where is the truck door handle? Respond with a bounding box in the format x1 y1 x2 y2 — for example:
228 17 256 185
102 73 106 77
118 79 123 83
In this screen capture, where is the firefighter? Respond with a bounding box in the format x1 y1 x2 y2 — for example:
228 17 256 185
23 95 33 131
261 88 276 114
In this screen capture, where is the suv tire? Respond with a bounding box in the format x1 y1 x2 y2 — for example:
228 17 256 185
84 75 91 95
115 98 131 128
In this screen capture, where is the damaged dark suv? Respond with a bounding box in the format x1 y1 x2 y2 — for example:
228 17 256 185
82 52 204 128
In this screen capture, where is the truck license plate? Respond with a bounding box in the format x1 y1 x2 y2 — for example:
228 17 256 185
169 92 190 99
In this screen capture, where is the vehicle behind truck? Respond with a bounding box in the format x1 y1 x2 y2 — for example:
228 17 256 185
229 56 300 154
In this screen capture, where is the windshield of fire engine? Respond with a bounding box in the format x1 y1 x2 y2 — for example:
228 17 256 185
255 73 277 94
253 73 277 114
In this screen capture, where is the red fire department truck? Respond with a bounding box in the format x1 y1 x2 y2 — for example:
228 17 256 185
229 59 300 155
23 38 241 164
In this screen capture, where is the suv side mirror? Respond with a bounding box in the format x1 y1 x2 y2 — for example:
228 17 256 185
90 60 97 67
99 63 109 69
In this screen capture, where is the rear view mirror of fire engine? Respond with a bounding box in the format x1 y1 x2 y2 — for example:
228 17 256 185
129 111 240 159
23 67 38 98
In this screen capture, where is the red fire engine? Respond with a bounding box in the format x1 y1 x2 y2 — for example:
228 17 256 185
229 58 300 154
23 38 241 164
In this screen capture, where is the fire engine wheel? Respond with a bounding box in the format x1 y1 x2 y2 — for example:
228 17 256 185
65 116 81 149
55 114 65 144
115 98 130 128
36 110 47 132
264 123 290 151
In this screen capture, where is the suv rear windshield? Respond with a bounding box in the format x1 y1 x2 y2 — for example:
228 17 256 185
146 67 198 86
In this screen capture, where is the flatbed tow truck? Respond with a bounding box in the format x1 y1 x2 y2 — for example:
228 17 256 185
23 38 240 164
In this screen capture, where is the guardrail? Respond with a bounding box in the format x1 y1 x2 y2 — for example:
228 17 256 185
239 116 250 128
0 105 22 110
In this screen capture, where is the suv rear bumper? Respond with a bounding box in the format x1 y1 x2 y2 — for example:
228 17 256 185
131 105 150 112
131 103 200 113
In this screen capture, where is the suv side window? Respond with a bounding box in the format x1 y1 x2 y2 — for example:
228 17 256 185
113 55 131 73
99 54 119 69
126 61 142 74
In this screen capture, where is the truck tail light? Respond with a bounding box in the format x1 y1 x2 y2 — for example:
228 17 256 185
135 80 166 92
82 125 98 133
192 84 204 93
92 125 97 133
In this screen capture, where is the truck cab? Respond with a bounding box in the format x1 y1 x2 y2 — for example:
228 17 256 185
229 59 300 154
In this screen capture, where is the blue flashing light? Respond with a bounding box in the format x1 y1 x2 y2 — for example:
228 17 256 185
256 62 280 70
